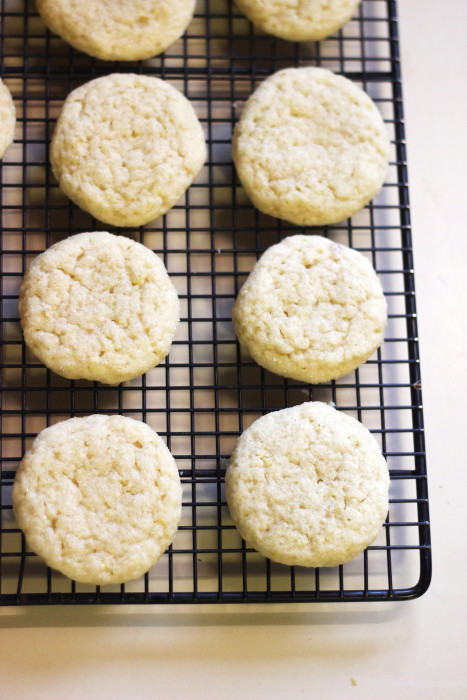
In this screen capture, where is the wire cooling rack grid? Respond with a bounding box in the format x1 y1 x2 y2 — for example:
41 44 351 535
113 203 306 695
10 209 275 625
0 0 431 605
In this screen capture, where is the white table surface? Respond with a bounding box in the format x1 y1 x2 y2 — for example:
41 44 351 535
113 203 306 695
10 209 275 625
1 1 466 697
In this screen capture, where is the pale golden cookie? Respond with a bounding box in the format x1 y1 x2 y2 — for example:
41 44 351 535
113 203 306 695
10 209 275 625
51 73 206 227
0 78 16 159
36 0 196 61
232 67 390 226
226 401 389 567
19 231 180 384
13 415 183 585
232 235 387 383
235 0 362 41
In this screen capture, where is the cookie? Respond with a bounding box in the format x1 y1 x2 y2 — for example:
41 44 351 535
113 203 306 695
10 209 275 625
232 67 390 226
225 401 389 567
235 0 361 42
12 415 183 585
0 78 16 159
19 231 179 384
232 235 387 383
50 73 206 227
36 0 196 61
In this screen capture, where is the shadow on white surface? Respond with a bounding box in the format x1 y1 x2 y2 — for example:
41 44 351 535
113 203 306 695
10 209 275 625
0 599 406 629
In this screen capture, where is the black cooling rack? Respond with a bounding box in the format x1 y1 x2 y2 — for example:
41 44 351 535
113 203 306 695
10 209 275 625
0 0 431 605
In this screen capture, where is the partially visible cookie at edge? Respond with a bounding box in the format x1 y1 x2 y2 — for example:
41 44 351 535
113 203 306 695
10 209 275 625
36 0 196 61
232 234 387 383
225 401 389 567
19 231 180 384
0 78 16 159
12 414 183 585
235 0 362 42
232 66 390 226
50 73 206 227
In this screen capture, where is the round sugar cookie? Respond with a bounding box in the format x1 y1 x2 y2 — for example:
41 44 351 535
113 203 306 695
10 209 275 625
13 415 183 585
36 0 196 61
235 0 361 42
232 67 390 226
232 235 387 383
226 401 389 567
50 73 206 227
19 231 180 384
0 78 16 159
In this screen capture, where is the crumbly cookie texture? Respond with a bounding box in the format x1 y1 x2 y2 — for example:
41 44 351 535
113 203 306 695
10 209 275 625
13 415 183 585
235 0 361 41
19 231 180 384
233 235 387 383
226 401 389 567
232 67 390 226
36 0 196 61
0 78 16 159
51 73 206 227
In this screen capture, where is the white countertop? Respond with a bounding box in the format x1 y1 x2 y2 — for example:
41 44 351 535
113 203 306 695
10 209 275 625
1 0 466 697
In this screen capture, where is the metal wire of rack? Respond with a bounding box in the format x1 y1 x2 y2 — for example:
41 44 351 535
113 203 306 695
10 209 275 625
0 0 431 605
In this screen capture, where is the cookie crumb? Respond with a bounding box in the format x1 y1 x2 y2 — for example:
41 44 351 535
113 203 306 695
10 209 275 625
351 677 358 686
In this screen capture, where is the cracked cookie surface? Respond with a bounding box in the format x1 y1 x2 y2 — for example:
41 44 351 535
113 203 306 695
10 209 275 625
232 235 387 383
19 231 180 384
232 67 390 225
13 414 183 585
0 78 15 159
235 0 362 41
36 0 196 61
225 401 389 567
51 73 206 227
